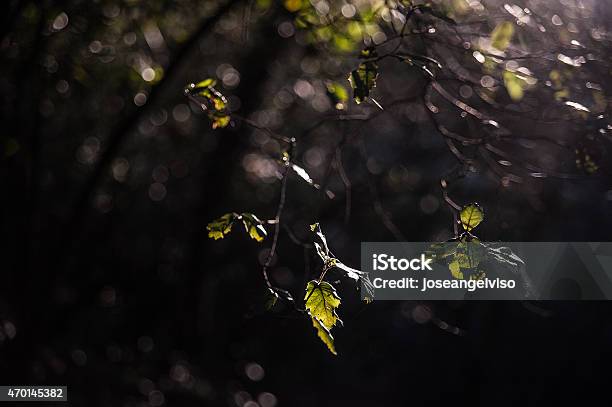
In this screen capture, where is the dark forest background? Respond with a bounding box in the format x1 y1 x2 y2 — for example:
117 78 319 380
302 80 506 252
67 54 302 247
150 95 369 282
2 0 612 406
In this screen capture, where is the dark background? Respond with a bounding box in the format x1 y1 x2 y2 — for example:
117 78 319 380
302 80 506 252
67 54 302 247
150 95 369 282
1 0 612 406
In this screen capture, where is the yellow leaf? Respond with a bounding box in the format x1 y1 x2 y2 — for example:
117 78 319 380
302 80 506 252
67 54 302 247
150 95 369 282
248 225 265 242
503 70 525 101
212 114 230 129
311 315 337 355
460 203 484 232
283 0 303 12
194 78 216 88
305 281 341 330
206 213 236 240
241 213 267 242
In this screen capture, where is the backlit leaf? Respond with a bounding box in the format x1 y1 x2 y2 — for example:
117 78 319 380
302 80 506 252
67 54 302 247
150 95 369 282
207 212 267 242
185 78 230 129
335 260 375 303
460 203 484 231
310 315 337 355
305 280 341 330
503 70 525 101
310 223 374 301
291 163 320 188
207 213 237 240
491 21 514 51
241 213 267 242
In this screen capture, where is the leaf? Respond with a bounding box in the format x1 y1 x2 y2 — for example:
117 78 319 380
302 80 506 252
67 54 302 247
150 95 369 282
449 260 464 279
491 21 514 51
503 71 525 101
310 223 330 258
211 114 230 129
460 203 484 232
310 223 374 301
310 315 337 355
455 241 486 269
265 287 295 310
326 81 349 110
348 48 378 104
305 280 342 330
291 163 320 188
207 212 266 242
335 260 375 303
185 78 230 129
241 213 267 242
193 78 217 89
207 213 237 240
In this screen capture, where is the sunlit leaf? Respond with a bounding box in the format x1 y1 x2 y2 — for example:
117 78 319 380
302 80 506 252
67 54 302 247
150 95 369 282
207 212 266 242
503 70 525 101
564 101 590 113
305 280 342 330
310 314 337 355
310 223 330 258
310 223 374 301
348 48 378 104
193 78 217 89
491 21 514 51
207 213 237 240
185 78 230 129
460 203 484 231
291 163 320 188
211 114 230 129
335 260 375 303
241 213 267 242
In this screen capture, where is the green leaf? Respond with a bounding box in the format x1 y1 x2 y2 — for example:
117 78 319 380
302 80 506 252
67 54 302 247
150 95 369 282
305 280 341 330
305 280 341 355
185 78 230 129
491 21 514 51
207 212 266 242
326 81 349 110
310 315 337 355
503 70 525 101
460 203 484 232
348 49 378 104
207 213 237 240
